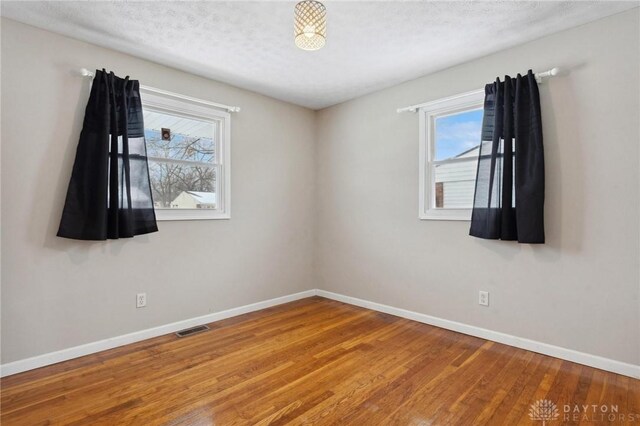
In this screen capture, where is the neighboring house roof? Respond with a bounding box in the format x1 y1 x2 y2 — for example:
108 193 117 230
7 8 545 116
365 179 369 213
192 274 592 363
454 144 481 159
185 191 216 205
170 191 216 207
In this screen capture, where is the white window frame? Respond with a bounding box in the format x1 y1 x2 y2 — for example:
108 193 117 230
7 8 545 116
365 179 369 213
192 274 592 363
418 89 484 221
141 88 231 221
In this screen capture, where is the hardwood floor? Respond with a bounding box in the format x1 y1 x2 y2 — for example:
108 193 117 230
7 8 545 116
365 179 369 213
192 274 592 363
1 296 638 425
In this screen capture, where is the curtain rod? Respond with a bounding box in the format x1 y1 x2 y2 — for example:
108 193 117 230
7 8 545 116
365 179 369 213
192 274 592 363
396 67 559 113
78 68 241 113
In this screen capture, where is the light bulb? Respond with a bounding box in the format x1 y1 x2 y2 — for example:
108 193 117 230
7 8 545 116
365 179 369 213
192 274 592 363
304 25 316 38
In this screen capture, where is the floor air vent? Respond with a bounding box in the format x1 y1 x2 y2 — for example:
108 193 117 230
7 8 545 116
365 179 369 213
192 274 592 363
175 324 210 337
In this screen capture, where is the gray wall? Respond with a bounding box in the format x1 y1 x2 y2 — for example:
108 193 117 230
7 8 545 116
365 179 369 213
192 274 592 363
1 19 317 363
315 9 639 365
2 10 639 367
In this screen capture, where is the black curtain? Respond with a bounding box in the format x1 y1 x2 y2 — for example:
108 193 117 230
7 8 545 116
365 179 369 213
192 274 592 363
469 70 545 243
58 69 158 240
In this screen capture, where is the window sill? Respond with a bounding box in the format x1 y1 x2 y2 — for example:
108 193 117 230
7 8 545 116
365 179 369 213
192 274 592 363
419 209 471 221
155 210 231 221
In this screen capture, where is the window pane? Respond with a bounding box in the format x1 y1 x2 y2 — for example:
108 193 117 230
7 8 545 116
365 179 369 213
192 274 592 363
434 158 478 209
434 109 482 161
144 109 217 163
148 162 217 209
107 136 154 209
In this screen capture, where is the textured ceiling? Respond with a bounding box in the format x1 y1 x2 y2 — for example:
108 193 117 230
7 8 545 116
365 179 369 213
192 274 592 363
1 1 637 109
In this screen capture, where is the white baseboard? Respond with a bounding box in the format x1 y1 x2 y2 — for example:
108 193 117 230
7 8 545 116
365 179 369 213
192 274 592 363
0 290 317 378
316 290 640 379
3 288 638 379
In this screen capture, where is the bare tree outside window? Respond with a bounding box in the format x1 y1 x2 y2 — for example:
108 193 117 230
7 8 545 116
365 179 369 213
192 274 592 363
143 106 219 210
146 129 217 208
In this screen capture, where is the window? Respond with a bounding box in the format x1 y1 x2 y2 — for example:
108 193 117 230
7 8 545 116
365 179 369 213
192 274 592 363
140 88 230 220
419 90 484 220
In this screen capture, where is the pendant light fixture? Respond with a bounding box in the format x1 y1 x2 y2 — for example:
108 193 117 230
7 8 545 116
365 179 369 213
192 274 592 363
294 0 326 51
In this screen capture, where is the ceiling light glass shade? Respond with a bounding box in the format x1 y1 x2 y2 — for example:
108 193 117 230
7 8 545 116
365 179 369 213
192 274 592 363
294 0 326 51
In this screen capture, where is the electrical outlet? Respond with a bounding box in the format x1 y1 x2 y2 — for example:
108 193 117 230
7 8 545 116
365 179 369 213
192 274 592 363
136 293 147 308
479 291 489 307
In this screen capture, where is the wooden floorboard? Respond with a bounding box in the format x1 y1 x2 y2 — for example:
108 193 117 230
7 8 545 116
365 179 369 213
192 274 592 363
1 296 638 425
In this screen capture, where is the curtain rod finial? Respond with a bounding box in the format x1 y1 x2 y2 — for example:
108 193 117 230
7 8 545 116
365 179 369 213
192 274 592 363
79 68 94 78
397 107 418 113
535 67 560 83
